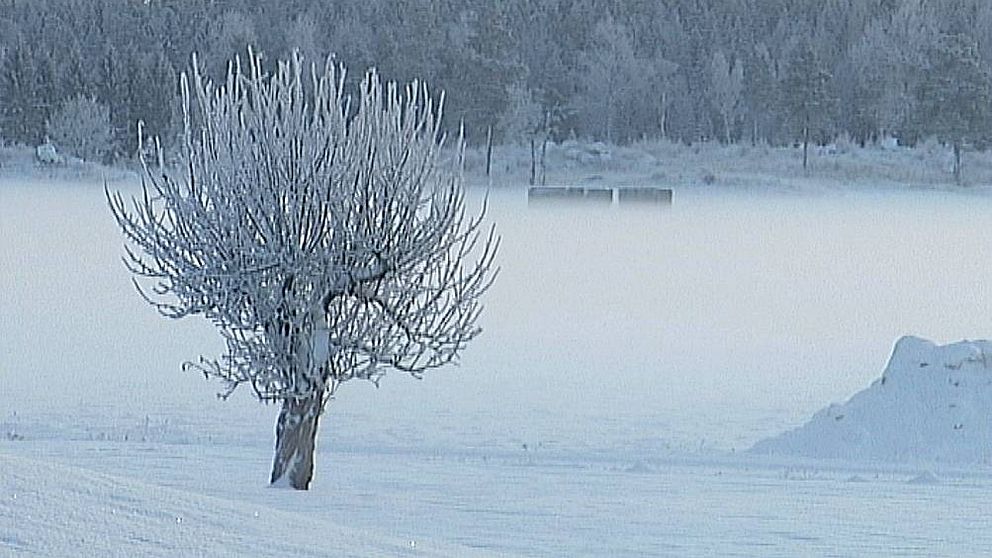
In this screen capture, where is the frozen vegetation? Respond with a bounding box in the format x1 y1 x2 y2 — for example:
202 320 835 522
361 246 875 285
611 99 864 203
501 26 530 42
5 0 992 181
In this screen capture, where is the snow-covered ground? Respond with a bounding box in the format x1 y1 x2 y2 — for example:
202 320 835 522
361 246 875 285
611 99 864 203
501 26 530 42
0 452 486 557
6 436 992 557
466 137 992 193
5 159 992 555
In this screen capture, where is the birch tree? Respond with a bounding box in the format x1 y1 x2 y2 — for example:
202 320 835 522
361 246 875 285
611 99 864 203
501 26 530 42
709 51 743 144
573 15 645 143
108 51 499 490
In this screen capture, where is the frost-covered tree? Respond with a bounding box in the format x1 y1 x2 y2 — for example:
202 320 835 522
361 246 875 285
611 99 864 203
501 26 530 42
781 40 836 170
131 48 178 153
910 33 992 183
59 40 90 102
878 0 939 143
709 51 744 144
497 81 543 145
46 95 112 162
742 43 779 145
9 0 992 151
0 41 43 145
108 51 499 490
285 13 323 67
573 15 654 143
841 22 890 146
203 11 258 81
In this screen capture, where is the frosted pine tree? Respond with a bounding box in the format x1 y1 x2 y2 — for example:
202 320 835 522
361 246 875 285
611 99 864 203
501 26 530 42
108 51 498 490
910 33 992 184
781 40 836 171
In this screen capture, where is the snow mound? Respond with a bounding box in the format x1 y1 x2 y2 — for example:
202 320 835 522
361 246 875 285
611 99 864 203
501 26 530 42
751 336 992 464
0 453 494 557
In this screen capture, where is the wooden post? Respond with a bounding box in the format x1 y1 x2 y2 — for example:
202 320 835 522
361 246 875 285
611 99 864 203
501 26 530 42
529 137 536 186
485 125 493 178
539 110 550 186
954 142 962 184
540 136 548 186
660 92 667 139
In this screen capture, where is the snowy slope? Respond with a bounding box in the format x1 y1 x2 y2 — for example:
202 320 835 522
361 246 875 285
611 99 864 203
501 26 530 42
0 453 494 558
752 336 992 463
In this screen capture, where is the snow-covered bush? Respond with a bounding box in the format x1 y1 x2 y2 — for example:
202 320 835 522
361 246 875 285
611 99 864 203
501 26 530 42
46 95 112 163
35 141 63 165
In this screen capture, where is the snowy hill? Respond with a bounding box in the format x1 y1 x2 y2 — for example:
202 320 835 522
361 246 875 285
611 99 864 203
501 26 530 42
752 336 992 464
0 453 494 558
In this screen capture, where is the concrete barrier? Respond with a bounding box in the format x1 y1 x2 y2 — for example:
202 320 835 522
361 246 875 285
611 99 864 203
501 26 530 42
528 186 672 206
528 186 609 204
528 187 570 202
616 187 673 205
583 188 614 203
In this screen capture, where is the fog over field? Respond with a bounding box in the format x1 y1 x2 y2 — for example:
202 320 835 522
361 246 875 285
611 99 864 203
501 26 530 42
6 176 992 556
5 179 992 449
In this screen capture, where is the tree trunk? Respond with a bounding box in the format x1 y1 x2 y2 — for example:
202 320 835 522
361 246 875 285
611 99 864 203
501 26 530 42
270 390 325 490
529 137 536 186
540 136 548 186
953 142 962 184
485 125 493 178
802 124 809 171
660 93 667 139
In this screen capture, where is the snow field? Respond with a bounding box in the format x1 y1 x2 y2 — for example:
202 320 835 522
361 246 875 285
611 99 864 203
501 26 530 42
4 437 992 557
0 452 489 557
6 163 992 555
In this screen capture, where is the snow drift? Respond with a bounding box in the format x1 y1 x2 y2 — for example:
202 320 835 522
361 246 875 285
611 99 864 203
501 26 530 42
752 336 992 464
0 453 492 558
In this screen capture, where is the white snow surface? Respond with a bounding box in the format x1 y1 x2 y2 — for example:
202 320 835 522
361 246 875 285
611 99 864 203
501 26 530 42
0 452 487 558
9 163 992 555
753 336 992 463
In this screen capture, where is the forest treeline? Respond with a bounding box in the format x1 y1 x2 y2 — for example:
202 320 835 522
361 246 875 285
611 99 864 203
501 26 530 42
1 0 992 164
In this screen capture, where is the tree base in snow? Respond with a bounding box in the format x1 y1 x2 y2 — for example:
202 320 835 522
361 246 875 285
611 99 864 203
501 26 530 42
270 392 324 490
